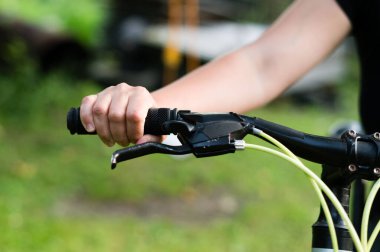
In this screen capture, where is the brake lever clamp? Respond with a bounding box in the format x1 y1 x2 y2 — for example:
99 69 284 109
161 111 254 158
178 121 252 158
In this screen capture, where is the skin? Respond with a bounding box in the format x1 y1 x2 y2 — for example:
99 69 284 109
80 0 351 147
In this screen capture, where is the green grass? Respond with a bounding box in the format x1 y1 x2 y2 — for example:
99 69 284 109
0 56 360 251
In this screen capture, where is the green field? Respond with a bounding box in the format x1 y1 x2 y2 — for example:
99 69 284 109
0 1 361 251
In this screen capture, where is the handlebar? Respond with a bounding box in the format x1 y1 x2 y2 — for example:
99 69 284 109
67 107 179 136
67 107 380 180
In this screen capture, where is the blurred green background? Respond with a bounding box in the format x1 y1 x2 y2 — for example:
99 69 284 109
0 0 360 251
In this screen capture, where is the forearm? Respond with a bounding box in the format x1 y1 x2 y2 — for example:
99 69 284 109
152 0 351 114
152 47 276 113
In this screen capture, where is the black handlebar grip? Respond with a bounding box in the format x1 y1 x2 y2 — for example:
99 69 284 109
67 107 178 135
144 108 178 135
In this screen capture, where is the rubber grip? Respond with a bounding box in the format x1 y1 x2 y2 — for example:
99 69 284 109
144 108 178 135
67 107 177 135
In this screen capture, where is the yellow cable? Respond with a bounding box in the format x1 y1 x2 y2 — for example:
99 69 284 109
249 130 365 252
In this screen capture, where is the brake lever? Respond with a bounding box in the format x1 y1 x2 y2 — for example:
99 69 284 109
110 112 254 168
111 142 192 169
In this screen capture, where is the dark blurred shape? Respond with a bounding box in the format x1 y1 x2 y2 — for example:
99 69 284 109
0 15 90 76
106 0 253 37
93 0 255 89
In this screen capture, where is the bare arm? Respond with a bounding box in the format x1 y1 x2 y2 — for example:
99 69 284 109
152 0 351 112
80 0 351 146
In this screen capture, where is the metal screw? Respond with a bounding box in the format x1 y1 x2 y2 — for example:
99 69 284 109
373 132 380 140
374 168 380 176
348 130 357 138
348 164 357 172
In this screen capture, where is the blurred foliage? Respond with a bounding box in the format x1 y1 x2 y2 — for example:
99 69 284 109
0 0 107 46
0 0 294 48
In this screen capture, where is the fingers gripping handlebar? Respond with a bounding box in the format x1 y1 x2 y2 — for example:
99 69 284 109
67 107 179 136
67 108 380 180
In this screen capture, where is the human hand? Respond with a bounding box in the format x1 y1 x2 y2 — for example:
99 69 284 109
80 83 162 146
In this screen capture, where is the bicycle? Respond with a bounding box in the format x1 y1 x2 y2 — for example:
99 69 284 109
67 107 380 252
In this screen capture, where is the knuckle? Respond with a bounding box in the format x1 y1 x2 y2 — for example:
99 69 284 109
104 85 116 91
92 105 107 116
134 86 149 95
81 94 96 105
116 82 130 91
127 109 145 124
99 86 114 96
